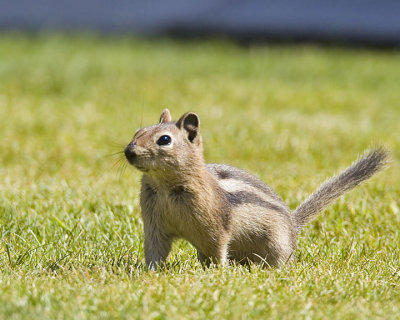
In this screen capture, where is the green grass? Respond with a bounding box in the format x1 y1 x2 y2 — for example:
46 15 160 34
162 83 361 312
1 34 400 319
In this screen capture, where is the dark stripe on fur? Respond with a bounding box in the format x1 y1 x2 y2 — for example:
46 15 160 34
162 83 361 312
207 164 285 203
225 190 289 215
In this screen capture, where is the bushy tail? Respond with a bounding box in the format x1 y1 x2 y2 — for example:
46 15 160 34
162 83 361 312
293 147 389 231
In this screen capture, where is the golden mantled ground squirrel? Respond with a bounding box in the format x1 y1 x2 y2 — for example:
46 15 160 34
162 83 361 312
124 109 388 270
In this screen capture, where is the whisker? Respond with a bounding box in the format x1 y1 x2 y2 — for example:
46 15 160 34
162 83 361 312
110 150 125 157
117 161 129 180
100 151 125 161
120 162 128 180
112 156 126 170
115 162 124 179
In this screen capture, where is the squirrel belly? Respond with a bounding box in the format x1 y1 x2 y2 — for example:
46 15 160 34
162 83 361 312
124 109 389 270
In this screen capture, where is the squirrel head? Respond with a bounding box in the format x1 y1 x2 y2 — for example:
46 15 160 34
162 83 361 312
124 109 204 177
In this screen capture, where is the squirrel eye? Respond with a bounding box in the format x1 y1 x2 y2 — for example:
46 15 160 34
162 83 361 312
156 135 172 146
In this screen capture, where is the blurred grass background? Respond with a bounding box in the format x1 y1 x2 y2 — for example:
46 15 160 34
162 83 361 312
0 34 399 319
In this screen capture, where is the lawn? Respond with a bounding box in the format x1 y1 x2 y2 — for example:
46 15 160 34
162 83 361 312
0 34 399 319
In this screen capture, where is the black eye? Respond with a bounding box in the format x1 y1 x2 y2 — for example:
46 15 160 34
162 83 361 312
156 135 172 146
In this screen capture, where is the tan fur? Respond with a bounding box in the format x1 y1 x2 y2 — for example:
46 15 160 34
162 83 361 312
124 109 388 270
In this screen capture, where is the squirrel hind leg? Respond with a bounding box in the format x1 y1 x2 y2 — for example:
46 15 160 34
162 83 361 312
197 241 229 267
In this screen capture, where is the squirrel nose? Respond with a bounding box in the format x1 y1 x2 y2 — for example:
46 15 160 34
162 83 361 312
124 143 137 163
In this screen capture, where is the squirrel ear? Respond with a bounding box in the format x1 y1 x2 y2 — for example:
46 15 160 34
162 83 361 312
176 112 200 143
159 109 172 123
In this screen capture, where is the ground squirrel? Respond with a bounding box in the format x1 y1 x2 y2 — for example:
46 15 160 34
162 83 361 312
124 109 388 270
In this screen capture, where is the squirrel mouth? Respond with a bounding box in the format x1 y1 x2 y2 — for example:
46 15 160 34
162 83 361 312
124 145 137 165
128 161 148 172
134 165 149 173
124 145 150 172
